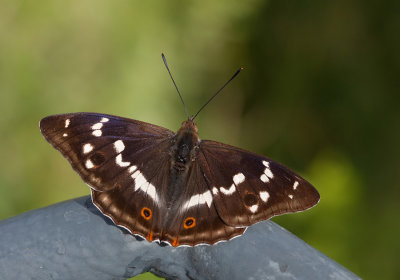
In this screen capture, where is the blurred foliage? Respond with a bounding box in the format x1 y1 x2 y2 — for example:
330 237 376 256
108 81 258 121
0 1 399 279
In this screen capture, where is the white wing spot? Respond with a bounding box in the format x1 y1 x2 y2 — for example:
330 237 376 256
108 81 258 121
261 160 274 182
92 130 102 137
264 167 274 179
65 119 70 128
184 194 199 210
147 184 158 204
116 154 130 167
85 159 94 169
128 165 137 173
259 191 270 202
183 190 213 210
288 194 294 199
63 133 68 137
233 173 245 185
212 187 219 195
131 170 141 180
83 143 94 154
293 181 299 190
260 174 269 183
133 171 159 203
91 123 103 130
202 190 213 207
220 184 236 195
100 117 109 123
114 140 125 153
249 205 259 213
134 172 147 191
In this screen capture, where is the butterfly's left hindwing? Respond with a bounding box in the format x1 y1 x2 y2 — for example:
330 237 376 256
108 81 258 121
198 140 320 227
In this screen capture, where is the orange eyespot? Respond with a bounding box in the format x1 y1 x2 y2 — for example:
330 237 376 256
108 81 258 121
141 207 152 220
183 217 196 229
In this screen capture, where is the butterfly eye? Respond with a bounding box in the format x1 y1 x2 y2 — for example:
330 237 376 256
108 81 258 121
141 207 152 220
183 217 196 229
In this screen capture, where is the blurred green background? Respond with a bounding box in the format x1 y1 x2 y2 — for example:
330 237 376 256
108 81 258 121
1 1 399 279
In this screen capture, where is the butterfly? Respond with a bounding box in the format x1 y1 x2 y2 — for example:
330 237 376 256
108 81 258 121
40 55 319 247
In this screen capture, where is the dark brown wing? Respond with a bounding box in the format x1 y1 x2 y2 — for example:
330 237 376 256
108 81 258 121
198 140 320 227
40 113 175 242
161 159 245 247
40 113 174 191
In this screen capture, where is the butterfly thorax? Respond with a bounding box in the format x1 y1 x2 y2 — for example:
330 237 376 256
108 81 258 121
165 119 200 209
172 119 200 167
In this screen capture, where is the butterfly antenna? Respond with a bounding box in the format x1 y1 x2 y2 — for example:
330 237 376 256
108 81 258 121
162 53 189 119
192 67 243 120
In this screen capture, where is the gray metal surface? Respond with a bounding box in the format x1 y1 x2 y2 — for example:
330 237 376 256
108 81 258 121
0 196 361 280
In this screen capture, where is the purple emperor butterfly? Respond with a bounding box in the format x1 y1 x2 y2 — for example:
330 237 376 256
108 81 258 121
40 55 319 247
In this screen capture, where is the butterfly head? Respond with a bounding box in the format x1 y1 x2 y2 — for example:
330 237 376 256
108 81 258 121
180 118 198 134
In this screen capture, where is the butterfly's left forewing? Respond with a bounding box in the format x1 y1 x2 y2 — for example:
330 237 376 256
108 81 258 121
198 140 320 227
